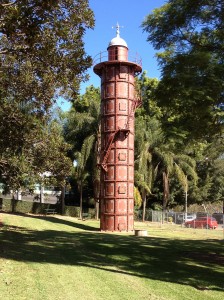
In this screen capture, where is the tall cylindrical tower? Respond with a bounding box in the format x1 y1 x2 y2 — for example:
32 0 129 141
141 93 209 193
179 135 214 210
94 25 142 231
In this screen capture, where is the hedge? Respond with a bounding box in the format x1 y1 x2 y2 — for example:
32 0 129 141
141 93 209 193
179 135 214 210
0 198 58 214
0 198 89 218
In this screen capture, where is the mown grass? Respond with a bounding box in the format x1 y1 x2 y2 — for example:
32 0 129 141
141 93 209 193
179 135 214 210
0 212 223 300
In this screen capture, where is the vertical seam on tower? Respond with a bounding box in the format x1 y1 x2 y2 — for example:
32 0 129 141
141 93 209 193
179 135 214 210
127 69 130 231
114 66 117 231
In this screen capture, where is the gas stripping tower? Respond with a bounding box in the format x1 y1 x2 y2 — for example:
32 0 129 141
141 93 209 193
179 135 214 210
94 24 142 231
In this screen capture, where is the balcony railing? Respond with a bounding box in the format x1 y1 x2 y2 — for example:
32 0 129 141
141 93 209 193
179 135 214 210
93 50 142 66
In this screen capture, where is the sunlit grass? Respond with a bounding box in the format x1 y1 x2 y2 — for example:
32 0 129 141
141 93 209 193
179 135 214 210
0 213 223 300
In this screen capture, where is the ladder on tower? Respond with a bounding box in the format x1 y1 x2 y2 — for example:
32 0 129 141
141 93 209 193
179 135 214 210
101 129 121 172
100 98 142 172
125 98 142 130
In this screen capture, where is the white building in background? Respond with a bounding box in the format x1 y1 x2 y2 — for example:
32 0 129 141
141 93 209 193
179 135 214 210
0 182 61 203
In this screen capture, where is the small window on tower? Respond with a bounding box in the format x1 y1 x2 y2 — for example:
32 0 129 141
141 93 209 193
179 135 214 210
115 47 118 60
119 66 127 79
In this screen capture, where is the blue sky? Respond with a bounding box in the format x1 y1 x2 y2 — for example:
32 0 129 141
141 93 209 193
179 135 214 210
60 0 166 110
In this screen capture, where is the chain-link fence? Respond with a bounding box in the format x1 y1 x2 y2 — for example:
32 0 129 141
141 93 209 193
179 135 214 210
135 209 224 228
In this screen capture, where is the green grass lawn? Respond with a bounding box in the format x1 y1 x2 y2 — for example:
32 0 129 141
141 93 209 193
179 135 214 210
0 213 223 300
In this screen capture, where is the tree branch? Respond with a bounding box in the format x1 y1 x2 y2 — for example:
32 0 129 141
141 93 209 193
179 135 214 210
1 1 17 7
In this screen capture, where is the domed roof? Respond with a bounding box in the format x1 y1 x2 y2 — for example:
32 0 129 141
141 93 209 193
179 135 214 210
108 23 128 48
108 36 128 48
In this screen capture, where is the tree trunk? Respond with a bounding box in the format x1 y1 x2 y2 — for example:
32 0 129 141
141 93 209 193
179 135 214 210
79 183 83 219
93 179 100 220
162 172 169 223
95 200 99 220
162 172 169 210
40 184 44 203
11 194 16 213
60 185 65 215
142 192 146 222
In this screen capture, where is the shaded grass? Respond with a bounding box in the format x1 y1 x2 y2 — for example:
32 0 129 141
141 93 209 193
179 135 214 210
0 213 224 300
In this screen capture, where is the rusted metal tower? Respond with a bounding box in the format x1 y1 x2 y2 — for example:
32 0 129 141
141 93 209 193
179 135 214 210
94 24 142 231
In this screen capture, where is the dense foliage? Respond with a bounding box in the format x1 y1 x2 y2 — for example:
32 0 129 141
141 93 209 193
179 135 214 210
64 85 101 212
1 0 223 212
142 0 224 140
65 72 224 212
135 73 223 210
0 0 94 191
63 97 221 212
135 0 224 209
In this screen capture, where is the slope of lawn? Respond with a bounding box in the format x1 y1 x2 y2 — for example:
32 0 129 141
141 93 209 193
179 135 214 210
0 212 223 300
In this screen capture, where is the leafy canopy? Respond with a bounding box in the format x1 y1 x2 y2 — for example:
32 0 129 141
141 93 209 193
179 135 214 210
0 0 94 189
142 0 224 140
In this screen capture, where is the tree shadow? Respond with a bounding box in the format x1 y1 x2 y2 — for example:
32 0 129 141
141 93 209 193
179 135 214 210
0 215 223 292
35 215 99 231
0 211 98 231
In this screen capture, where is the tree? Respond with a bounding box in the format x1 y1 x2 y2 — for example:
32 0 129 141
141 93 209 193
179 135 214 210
134 186 142 209
64 86 100 154
0 0 94 191
142 0 224 140
0 110 73 213
32 117 72 211
134 75 162 220
135 117 161 221
64 85 101 217
135 113 198 214
193 136 224 204
1 0 94 109
135 73 199 213
74 135 95 219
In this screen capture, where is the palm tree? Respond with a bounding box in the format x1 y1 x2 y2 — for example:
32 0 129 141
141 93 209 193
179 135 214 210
135 116 198 219
74 134 95 219
135 72 198 216
151 147 198 211
135 116 161 221
64 86 101 218
135 141 158 221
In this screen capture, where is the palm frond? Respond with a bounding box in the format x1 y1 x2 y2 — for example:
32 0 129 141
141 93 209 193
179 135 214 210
173 163 188 191
80 134 95 167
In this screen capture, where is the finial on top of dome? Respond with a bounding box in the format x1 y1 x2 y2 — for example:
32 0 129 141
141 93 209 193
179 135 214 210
109 22 127 48
116 22 120 37
112 22 124 37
